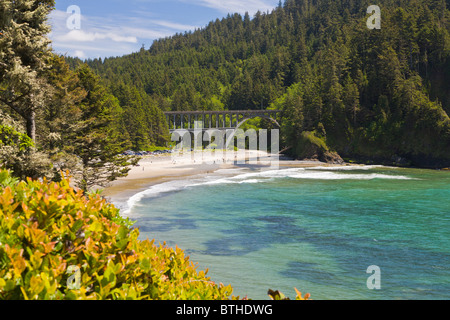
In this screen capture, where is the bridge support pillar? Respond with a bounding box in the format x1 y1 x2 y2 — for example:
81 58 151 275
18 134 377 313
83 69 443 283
165 110 281 133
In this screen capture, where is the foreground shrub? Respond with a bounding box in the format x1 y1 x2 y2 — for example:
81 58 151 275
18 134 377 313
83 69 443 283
268 288 311 301
0 170 235 300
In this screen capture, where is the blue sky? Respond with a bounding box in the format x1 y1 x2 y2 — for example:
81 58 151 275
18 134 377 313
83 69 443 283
49 0 280 59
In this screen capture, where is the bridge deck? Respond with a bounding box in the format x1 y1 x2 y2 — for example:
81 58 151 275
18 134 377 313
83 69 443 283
164 110 281 131
164 110 280 115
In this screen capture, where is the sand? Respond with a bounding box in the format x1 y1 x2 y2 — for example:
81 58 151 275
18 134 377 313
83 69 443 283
101 150 331 204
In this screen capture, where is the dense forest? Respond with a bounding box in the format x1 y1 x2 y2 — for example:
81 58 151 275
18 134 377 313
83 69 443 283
0 0 168 190
2 0 450 192
70 0 450 168
1 0 450 301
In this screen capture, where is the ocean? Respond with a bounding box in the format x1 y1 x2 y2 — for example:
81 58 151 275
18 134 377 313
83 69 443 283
115 164 450 300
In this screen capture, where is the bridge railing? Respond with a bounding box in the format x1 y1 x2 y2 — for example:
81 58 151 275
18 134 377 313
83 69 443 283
164 110 281 131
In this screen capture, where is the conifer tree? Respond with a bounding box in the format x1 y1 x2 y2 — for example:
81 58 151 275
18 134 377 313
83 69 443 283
68 65 134 191
0 0 55 142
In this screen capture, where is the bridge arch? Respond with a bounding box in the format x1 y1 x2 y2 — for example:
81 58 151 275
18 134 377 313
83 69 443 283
164 109 282 150
234 114 281 131
225 114 281 149
164 110 281 132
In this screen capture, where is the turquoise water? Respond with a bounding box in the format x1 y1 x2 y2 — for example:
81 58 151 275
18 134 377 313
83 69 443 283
121 165 450 300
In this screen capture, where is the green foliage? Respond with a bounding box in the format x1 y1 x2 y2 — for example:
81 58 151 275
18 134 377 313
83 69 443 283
0 169 238 300
0 123 54 180
268 288 311 301
79 0 450 167
0 125 34 151
65 65 136 191
111 82 170 150
0 0 55 142
1 2 170 188
290 130 343 164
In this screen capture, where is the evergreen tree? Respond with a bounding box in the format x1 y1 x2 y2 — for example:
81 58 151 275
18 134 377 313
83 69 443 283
78 0 450 167
0 0 55 142
67 66 133 191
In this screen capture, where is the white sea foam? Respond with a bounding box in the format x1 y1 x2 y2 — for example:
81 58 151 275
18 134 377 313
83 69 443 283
186 166 416 187
121 165 415 215
123 179 200 216
287 171 414 180
306 165 387 171
121 168 254 215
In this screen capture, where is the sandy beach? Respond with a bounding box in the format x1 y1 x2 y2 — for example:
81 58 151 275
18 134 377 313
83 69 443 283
101 150 330 205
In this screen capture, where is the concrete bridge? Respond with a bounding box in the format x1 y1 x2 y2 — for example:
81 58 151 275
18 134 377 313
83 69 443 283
164 110 281 132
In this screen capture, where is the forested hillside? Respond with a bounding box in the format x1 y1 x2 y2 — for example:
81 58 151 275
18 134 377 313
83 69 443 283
80 0 450 168
2 0 156 189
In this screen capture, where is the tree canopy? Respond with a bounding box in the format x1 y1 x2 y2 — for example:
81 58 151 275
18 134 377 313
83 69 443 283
78 0 450 167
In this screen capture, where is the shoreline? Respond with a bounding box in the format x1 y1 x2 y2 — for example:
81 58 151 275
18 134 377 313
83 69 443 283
98 154 450 300
101 150 335 206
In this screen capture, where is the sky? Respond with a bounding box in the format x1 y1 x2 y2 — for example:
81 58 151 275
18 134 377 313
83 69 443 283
49 0 280 60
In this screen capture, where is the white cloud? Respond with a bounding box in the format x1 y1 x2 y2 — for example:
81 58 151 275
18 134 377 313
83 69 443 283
48 7 202 58
48 0 278 59
182 0 276 15
149 20 200 31
120 27 177 41
55 30 138 43
74 50 87 59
